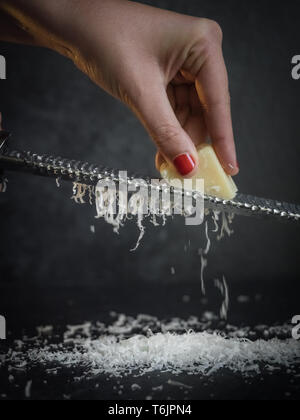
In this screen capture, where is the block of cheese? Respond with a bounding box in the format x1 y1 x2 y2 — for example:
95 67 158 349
160 144 238 200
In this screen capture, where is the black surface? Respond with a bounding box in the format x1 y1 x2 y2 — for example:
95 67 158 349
1 362 299 401
0 284 300 401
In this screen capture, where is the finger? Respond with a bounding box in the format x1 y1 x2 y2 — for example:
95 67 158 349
155 151 165 172
134 82 199 178
195 48 239 175
185 86 208 146
174 84 190 127
171 70 194 86
156 86 208 172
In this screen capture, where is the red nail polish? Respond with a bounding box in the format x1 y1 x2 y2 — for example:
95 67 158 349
173 153 196 176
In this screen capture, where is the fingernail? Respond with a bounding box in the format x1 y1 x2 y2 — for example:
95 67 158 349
173 153 196 176
228 162 239 173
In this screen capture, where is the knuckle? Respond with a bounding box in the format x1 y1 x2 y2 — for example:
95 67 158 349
153 124 182 149
202 19 223 43
184 19 223 76
213 134 228 147
191 18 223 47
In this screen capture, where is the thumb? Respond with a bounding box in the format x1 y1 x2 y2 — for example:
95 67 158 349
133 84 198 177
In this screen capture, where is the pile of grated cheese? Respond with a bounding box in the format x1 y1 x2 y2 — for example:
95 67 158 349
2 313 299 379
27 331 300 377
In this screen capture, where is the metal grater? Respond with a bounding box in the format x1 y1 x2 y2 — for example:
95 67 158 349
1 131 300 223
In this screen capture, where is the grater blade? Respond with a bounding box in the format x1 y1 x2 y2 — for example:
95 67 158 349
0 148 300 223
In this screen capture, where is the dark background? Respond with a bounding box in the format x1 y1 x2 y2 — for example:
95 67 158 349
0 0 300 329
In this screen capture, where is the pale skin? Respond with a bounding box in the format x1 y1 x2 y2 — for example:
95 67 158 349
0 0 239 177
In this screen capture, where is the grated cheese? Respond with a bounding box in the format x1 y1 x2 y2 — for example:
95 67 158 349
167 379 193 389
69 181 237 320
23 330 300 378
25 380 32 399
214 277 229 320
0 177 8 193
1 313 299 380
204 221 211 255
198 249 208 295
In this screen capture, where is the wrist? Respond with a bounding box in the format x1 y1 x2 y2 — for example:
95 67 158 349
0 0 82 59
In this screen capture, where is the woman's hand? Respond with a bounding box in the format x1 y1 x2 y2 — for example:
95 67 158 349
0 0 238 177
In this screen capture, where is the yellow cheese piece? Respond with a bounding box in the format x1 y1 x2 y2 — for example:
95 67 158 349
160 144 238 200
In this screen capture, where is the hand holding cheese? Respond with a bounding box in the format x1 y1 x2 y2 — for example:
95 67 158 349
160 143 238 200
0 0 238 176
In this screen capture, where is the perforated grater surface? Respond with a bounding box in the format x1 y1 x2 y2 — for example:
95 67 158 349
1 131 300 223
